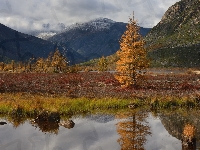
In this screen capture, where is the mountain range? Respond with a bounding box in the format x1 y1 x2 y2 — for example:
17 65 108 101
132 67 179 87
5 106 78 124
0 0 199 67
0 18 150 64
46 18 150 64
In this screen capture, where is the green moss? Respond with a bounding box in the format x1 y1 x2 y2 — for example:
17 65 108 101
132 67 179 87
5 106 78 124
0 93 199 116
0 94 132 115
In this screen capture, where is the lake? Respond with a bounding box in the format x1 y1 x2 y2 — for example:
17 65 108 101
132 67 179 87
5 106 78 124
0 109 199 150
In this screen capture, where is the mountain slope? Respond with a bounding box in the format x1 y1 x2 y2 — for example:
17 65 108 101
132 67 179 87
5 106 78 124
48 18 151 64
145 0 200 67
0 23 56 62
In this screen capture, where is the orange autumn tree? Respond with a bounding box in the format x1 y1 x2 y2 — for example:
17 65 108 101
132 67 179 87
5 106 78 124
115 14 149 87
98 56 108 72
51 48 68 72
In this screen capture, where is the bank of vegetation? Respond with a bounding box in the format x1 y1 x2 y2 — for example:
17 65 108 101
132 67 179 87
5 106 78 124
0 72 200 115
0 15 199 115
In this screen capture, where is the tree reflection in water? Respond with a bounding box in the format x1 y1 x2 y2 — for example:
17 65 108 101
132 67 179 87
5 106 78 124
6 107 27 128
116 110 151 150
158 110 200 150
30 111 75 134
182 124 196 150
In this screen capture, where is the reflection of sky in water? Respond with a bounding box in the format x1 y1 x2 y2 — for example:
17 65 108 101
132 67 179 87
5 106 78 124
145 114 181 150
0 117 120 150
0 113 182 150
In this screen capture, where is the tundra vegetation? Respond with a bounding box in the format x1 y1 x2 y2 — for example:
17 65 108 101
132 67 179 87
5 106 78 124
0 15 199 117
0 72 200 116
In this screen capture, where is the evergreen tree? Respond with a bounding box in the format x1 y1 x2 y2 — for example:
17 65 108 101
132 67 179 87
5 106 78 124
35 57 45 72
0 62 4 71
51 48 68 72
26 58 34 72
44 52 53 72
17 61 24 73
98 56 108 72
115 15 149 87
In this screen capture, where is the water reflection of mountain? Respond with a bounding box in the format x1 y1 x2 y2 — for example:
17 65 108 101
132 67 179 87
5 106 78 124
159 110 200 149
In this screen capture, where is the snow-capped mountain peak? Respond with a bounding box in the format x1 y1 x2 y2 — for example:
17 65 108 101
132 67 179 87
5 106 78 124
36 32 57 40
30 18 116 40
64 18 116 32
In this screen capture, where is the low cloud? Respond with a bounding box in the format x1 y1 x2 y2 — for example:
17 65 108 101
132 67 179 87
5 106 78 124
0 0 180 33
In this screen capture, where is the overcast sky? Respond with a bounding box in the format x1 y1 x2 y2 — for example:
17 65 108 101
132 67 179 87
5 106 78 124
0 0 180 33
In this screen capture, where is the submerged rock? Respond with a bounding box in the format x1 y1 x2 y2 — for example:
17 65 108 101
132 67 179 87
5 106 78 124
59 120 75 129
0 121 7 125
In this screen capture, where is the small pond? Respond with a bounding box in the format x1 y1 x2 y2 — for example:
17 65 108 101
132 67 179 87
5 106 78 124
0 109 199 150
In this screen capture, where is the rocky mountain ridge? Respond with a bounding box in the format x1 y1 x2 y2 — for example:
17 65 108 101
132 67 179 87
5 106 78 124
145 0 200 67
145 0 200 48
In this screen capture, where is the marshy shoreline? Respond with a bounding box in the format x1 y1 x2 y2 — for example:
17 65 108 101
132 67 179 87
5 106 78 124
0 70 200 115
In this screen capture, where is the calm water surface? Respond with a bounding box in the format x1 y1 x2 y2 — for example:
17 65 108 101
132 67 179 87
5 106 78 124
0 110 198 150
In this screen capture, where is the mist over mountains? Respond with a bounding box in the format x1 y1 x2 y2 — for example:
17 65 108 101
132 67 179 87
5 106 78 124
28 23 67 40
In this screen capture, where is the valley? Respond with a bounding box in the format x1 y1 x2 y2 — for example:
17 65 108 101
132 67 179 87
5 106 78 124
0 0 199 149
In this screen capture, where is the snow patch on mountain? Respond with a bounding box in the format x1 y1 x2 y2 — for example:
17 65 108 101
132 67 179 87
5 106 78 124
36 32 57 40
65 18 116 32
30 18 117 40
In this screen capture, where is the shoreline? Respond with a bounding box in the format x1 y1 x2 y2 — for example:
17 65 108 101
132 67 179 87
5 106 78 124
0 92 199 115
0 72 200 114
